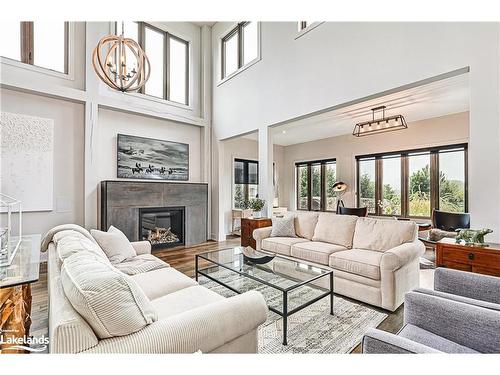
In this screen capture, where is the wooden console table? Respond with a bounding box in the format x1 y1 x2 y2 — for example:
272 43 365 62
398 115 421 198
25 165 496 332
241 218 272 249
0 234 41 354
436 237 500 277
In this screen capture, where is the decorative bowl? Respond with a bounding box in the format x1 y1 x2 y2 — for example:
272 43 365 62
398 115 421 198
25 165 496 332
241 247 275 264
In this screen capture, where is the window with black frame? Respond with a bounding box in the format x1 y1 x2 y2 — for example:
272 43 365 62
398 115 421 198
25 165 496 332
356 144 467 218
296 159 337 211
233 159 259 209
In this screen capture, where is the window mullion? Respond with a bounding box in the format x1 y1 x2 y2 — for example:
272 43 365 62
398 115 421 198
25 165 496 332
63 22 69 74
375 158 383 216
138 22 145 94
401 154 409 218
320 163 326 211
164 31 169 101
430 152 440 213
20 22 33 65
238 23 244 69
307 164 312 211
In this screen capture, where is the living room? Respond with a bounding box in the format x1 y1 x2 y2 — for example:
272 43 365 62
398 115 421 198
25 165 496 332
1 1 499 373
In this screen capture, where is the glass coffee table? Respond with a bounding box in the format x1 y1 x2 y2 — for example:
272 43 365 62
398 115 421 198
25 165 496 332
195 247 333 345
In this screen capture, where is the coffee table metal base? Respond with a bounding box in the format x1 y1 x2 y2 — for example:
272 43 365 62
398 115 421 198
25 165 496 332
196 255 334 346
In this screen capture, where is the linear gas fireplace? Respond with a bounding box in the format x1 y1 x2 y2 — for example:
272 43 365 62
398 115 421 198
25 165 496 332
138 206 185 250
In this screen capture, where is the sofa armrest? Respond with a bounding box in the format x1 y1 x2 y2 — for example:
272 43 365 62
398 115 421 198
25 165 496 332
85 291 268 353
380 240 425 271
253 227 272 250
362 328 440 354
434 268 500 304
404 291 500 353
131 241 152 255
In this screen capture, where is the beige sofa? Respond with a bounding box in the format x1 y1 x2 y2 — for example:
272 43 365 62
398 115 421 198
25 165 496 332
44 225 267 354
253 212 425 311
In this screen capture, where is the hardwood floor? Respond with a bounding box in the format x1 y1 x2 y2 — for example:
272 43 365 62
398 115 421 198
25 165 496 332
29 236 405 354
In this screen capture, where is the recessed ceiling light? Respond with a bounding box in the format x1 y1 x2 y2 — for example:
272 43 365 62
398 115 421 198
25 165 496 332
282 130 287 134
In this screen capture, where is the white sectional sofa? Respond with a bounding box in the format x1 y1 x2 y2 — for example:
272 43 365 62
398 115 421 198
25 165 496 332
43 225 267 354
253 212 425 311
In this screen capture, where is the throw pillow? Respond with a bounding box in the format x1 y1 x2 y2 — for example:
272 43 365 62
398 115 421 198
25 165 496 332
90 225 137 264
270 215 297 237
60 252 157 339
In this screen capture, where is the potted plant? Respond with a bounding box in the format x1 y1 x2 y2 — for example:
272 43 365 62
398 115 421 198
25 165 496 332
249 198 266 219
241 200 253 218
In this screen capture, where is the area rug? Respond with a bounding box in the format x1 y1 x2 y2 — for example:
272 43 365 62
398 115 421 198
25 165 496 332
198 272 388 353
420 248 436 269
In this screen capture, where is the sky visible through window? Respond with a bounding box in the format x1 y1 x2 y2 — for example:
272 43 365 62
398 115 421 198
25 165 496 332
362 152 464 189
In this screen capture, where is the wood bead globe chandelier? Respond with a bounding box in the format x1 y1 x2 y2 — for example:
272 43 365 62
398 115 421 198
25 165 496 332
92 22 151 92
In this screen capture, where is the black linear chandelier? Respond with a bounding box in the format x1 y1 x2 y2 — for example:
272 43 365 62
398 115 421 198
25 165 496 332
352 105 408 137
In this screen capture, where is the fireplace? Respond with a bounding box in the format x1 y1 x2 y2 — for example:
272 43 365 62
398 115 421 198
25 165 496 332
138 206 185 250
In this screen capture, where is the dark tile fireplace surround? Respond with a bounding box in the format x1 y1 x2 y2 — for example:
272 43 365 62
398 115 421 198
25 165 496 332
99 181 208 250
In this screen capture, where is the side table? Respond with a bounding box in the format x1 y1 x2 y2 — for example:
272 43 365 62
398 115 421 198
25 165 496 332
0 234 41 354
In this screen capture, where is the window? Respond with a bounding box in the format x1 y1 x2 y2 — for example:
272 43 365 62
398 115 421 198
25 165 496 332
117 22 189 105
0 21 68 73
221 22 258 79
358 158 376 214
356 144 467 218
233 159 259 209
296 159 337 211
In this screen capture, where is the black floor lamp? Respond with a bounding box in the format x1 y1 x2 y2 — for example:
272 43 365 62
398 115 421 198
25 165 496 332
332 182 348 214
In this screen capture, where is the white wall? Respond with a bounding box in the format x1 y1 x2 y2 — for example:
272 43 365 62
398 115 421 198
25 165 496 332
212 22 500 239
86 108 202 228
281 112 469 210
0 88 85 236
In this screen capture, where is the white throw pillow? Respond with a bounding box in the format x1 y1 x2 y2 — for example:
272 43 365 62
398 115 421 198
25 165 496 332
270 215 297 237
352 217 416 252
312 213 358 248
91 225 137 264
294 212 319 240
60 252 157 339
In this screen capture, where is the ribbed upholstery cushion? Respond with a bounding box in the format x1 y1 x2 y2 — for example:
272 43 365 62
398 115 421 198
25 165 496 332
352 217 416 252
291 241 347 265
261 237 310 256
329 249 383 280
61 252 157 339
48 245 99 354
90 226 137 264
131 267 198 300
312 213 358 248
54 230 109 263
152 285 224 319
294 212 319 240
399 324 478 353
114 254 169 276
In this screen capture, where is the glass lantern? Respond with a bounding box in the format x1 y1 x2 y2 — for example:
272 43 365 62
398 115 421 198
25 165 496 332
0 193 22 266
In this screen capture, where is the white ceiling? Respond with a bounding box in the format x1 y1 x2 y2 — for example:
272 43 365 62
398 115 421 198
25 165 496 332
244 74 470 146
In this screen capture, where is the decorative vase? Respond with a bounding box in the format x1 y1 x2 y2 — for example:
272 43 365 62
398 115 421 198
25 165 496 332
253 210 262 219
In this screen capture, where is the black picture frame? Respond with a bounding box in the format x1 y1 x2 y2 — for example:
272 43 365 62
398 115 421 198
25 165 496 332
117 134 189 181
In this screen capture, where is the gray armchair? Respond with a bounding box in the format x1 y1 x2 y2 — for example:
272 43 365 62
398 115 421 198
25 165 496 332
363 269 500 353
416 268 500 311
